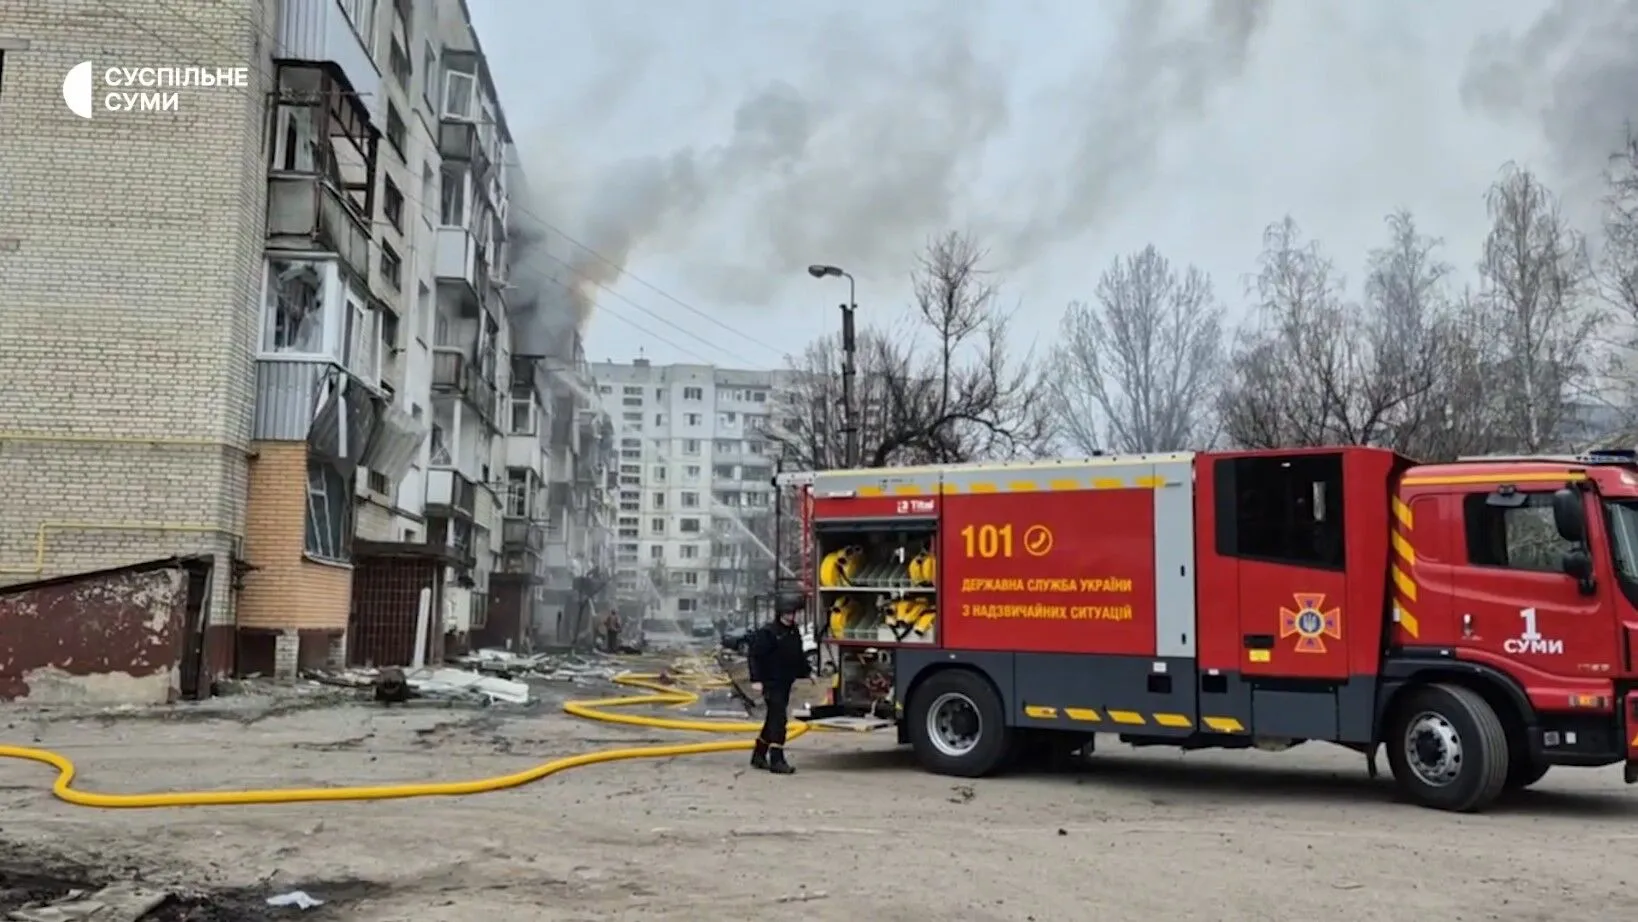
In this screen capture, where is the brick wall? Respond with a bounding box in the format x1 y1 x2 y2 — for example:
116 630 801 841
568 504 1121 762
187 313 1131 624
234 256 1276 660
0 0 274 627
240 442 351 631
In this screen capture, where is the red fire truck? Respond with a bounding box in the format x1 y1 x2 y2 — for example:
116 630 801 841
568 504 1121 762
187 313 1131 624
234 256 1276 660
778 447 1638 812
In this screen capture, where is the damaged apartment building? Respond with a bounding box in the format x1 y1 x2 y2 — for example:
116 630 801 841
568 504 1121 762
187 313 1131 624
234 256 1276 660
0 0 614 705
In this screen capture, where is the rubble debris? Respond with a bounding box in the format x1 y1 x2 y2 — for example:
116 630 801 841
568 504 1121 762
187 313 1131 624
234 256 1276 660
373 668 410 704
447 649 620 683
264 890 323 909
404 668 530 705
7 882 168 922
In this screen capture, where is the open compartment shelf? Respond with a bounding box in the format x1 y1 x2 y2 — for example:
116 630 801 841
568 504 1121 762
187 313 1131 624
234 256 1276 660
814 519 938 646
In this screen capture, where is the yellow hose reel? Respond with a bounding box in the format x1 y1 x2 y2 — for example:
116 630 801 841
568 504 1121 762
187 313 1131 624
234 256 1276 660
819 546 864 587
828 596 860 637
907 549 936 586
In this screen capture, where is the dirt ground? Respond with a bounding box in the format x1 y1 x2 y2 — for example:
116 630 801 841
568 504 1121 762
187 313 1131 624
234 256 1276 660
0 680 1633 922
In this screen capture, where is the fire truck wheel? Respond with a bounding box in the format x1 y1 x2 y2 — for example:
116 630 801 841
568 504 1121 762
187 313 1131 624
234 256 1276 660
1386 683 1510 812
908 670 1010 778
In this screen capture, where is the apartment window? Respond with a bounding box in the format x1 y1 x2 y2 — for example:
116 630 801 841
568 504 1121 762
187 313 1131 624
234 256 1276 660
621 437 641 449
366 469 390 495
681 491 700 508
618 516 638 528
620 449 640 460
650 518 666 535
721 413 737 424
685 465 701 479
683 439 700 455
305 461 351 562
444 69 476 119
745 416 763 433
262 258 328 354
652 492 666 509
271 104 318 172
509 397 534 434
685 413 702 426
680 518 702 534
747 440 765 454
619 474 639 485
421 43 438 106
344 292 379 381
677 598 697 613
379 242 402 291
650 545 664 560
619 500 638 512
622 411 642 424
620 463 640 475
714 465 736 481
385 102 406 157
622 396 642 407
505 468 529 517
382 177 404 231
388 36 411 89
438 165 466 225
338 0 376 48
680 571 699 587
653 465 667 481
683 387 703 400
600 385 613 394
752 390 767 402
623 385 643 396
680 544 699 559
714 440 736 454
654 413 665 425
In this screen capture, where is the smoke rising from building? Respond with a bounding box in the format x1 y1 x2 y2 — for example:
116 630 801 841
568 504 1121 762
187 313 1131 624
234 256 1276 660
504 0 1277 355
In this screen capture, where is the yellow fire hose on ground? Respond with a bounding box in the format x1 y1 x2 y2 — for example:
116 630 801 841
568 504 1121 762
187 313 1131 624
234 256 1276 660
0 669 812 809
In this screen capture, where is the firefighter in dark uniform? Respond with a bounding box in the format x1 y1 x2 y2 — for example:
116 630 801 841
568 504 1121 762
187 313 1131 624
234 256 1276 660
748 591 811 774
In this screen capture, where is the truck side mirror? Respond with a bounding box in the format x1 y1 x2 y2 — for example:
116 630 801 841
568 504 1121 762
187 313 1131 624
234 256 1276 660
1552 487 1587 543
1561 547 1596 595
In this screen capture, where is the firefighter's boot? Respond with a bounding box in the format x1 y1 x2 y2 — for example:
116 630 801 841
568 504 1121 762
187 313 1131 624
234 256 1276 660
750 739 770 771
768 748 796 775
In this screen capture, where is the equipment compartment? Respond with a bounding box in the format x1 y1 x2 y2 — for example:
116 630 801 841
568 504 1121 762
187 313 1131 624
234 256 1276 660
814 521 938 646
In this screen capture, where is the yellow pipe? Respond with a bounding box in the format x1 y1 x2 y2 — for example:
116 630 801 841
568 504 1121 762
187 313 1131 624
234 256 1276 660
0 672 813 808
0 522 236 576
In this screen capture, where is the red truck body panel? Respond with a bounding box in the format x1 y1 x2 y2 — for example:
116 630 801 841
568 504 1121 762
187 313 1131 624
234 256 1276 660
940 485 1157 656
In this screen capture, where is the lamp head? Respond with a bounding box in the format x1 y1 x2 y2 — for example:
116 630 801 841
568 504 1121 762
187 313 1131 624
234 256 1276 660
807 264 840 279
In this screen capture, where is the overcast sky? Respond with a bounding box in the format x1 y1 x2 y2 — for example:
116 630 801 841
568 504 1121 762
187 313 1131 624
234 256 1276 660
466 0 1637 371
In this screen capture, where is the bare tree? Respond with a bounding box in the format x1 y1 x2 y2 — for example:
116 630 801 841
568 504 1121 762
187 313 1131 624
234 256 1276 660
1049 245 1225 453
1476 164 1598 451
770 232 1051 469
1220 215 1448 452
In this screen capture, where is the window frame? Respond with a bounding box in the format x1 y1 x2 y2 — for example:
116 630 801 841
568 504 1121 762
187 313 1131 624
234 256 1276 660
305 460 353 563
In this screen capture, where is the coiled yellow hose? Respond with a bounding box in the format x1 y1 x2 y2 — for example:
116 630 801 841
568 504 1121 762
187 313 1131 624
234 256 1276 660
0 671 810 809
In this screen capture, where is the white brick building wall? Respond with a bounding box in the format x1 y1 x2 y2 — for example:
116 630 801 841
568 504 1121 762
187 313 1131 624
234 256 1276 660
0 1 272 626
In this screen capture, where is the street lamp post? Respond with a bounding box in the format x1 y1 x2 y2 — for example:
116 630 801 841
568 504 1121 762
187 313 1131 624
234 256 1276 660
807 264 858 468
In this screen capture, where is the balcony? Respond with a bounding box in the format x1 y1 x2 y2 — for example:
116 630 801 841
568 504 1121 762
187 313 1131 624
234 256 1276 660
426 468 477 520
267 177 371 282
435 227 492 317
503 519 545 553
430 347 498 426
271 0 381 123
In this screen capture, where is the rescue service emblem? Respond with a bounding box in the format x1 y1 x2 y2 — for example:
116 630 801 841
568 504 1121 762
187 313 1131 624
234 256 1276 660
1280 593 1341 653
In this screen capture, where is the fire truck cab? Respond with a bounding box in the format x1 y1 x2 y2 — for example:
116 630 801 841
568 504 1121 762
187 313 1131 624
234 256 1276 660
787 446 1638 812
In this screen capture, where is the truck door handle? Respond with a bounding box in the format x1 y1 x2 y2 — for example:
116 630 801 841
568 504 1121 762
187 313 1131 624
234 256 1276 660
1243 634 1274 649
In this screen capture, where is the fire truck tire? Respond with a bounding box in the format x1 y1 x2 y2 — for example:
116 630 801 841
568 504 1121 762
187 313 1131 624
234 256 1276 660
907 670 1010 778
1386 683 1510 812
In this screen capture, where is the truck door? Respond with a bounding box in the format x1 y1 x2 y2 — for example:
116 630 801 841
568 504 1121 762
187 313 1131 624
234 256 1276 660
1450 486 1613 677
1215 453 1351 680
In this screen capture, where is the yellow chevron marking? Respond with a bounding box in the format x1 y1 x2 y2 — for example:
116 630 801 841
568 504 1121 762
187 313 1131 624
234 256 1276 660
1203 716 1246 733
1396 602 1421 638
1153 712 1192 728
1392 530 1414 563
1023 705 1057 719
1063 708 1101 722
1392 497 1413 528
1107 710 1145 725
1392 564 1418 602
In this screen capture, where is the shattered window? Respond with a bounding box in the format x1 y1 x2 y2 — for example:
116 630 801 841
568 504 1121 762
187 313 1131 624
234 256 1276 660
263 259 326 354
305 461 351 563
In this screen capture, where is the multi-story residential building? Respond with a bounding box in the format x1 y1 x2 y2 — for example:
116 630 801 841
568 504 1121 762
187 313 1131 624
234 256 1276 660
0 0 524 699
591 359 780 624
